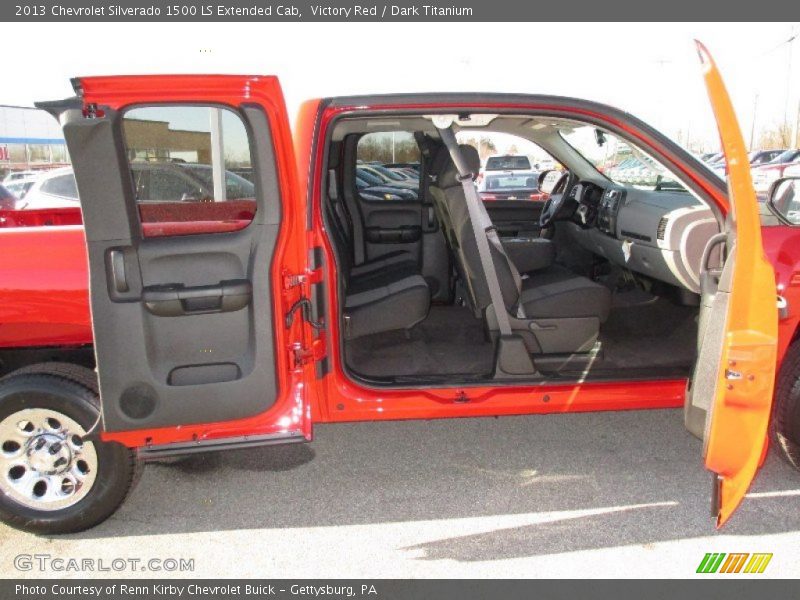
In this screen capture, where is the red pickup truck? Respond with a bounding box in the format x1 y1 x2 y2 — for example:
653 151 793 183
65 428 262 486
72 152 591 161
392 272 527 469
1 44 799 535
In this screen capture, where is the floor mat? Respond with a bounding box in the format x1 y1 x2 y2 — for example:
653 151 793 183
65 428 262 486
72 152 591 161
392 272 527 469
345 306 495 379
595 296 698 371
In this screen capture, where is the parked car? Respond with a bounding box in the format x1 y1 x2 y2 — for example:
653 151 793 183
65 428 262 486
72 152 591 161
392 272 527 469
703 152 724 164
357 164 418 190
478 170 546 201
0 47 797 536
0 184 17 210
2 177 37 201
355 166 418 200
355 176 405 201
478 154 536 184
750 149 786 166
484 154 532 172
384 162 420 173
11 167 79 209
12 163 255 211
713 149 788 178
388 167 418 181
784 162 800 178
752 150 800 195
2 170 38 184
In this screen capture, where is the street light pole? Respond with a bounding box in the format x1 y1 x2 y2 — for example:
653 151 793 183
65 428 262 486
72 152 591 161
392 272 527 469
750 94 759 151
784 27 797 146
793 99 800 148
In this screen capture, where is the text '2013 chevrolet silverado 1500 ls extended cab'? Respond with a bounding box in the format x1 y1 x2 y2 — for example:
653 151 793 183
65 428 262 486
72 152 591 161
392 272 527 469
0 43 800 535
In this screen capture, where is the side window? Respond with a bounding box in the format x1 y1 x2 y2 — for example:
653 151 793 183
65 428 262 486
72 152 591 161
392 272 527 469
41 174 78 199
458 132 559 202
122 106 256 237
134 167 204 202
355 132 420 202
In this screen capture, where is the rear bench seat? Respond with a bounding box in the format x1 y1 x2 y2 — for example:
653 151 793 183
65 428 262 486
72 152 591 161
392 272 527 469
326 189 430 339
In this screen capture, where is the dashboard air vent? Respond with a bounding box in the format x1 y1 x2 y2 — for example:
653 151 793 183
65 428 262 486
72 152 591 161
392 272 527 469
656 216 669 241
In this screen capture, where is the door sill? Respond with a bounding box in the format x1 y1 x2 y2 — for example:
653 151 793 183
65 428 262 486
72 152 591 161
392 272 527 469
137 430 306 460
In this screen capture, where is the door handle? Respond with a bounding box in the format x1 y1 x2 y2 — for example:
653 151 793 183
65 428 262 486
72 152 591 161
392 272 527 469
108 249 129 293
142 279 252 316
365 226 422 243
701 232 727 272
422 205 438 232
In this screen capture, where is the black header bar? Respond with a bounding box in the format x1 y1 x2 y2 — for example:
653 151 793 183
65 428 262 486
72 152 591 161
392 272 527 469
3 0 800 21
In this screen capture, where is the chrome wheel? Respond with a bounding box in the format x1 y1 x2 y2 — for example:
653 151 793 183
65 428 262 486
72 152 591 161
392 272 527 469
0 408 97 511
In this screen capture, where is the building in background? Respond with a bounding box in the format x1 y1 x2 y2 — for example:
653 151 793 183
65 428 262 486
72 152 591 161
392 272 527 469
0 105 68 178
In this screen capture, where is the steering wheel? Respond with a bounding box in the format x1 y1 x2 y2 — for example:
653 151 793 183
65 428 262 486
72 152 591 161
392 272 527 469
539 172 571 228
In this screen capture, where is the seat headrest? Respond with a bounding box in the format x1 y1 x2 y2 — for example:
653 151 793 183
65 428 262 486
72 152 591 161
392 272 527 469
434 144 482 189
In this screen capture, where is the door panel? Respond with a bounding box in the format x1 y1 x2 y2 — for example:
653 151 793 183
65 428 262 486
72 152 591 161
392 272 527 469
362 202 423 259
39 77 295 434
688 42 779 526
350 131 451 301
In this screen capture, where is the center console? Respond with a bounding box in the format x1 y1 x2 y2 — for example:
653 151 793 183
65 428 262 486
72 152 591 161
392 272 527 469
596 188 625 237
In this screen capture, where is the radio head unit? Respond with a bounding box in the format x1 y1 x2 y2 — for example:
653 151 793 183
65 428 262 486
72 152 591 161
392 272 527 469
597 188 625 236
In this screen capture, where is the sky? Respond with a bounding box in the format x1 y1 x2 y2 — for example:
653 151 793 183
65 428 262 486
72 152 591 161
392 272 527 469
5 22 799 152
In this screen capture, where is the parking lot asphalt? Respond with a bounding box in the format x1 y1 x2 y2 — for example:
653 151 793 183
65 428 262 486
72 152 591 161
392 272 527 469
2 407 800 578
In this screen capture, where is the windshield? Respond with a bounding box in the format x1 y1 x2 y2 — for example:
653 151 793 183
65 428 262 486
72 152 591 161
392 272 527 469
559 125 687 192
770 149 800 164
485 156 531 170
5 181 34 198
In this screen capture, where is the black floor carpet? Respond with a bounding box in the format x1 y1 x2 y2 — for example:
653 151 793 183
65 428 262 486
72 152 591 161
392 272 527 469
345 305 495 379
597 295 698 371
345 295 698 381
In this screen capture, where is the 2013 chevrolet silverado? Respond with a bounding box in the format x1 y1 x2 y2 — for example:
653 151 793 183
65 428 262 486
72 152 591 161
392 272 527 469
0 43 799 535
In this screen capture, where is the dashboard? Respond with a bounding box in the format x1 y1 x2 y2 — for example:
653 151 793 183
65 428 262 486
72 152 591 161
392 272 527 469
564 180 719 294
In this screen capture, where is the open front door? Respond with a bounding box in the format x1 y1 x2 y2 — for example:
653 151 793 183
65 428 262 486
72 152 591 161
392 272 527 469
686 43 779 526
37 76 313 446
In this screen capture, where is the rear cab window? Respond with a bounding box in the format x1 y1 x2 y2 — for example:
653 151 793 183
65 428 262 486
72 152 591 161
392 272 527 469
121 105 257 237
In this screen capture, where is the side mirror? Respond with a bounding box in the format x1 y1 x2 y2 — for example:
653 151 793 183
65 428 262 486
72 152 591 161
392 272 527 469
767 177 800 225
538 169 560 195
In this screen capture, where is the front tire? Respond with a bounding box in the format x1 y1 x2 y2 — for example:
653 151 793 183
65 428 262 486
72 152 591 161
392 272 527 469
0 363 141 534
771 341 800 471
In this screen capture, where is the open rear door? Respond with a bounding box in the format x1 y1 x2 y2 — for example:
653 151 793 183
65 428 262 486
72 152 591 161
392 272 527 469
37 76 314 448
687 43 779 526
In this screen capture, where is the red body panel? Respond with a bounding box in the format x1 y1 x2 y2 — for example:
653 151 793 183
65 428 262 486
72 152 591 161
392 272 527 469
0 226 91 348
0 94 799 447
761 226 800 362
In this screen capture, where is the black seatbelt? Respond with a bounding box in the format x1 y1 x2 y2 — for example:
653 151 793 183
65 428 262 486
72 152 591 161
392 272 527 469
436 125 513 337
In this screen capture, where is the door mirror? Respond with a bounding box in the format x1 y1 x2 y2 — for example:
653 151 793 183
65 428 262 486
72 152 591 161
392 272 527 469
538 169 560 194
767 177 800 225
